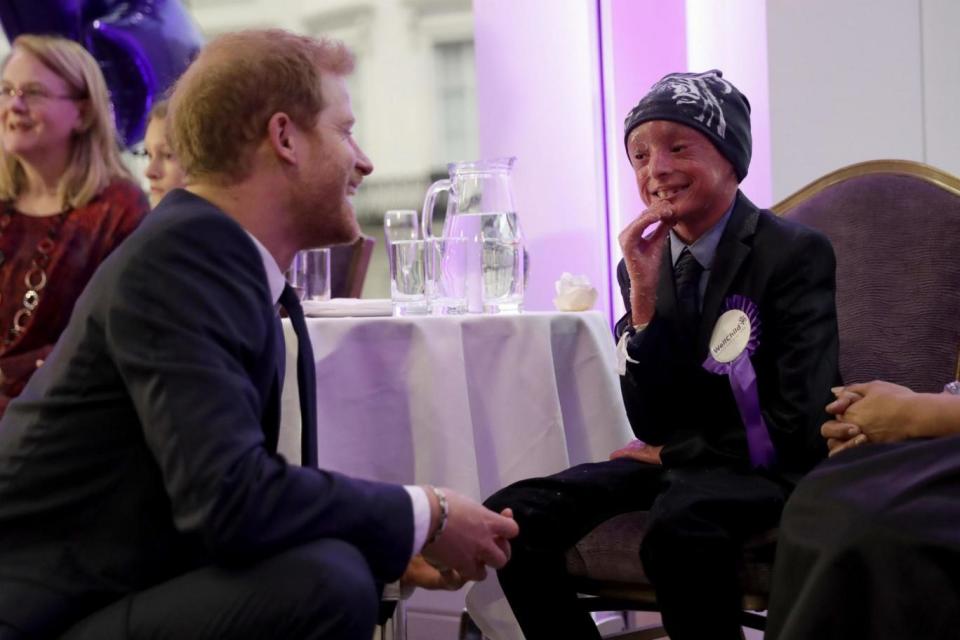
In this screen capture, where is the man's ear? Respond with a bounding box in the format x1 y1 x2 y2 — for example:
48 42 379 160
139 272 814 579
266 112 298 165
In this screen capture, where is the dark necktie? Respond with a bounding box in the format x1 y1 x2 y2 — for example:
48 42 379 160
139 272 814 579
674 247 703 338
278 284 318 467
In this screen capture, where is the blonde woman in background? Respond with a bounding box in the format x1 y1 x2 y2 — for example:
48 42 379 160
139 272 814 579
143 99 186 207
0 34 148 416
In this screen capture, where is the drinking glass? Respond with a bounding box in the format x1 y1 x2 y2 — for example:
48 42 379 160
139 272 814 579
288 248 331 301
384 210 419 272
390 239 429 315
481 238 524 313
440 211 524 313
429 237 469 315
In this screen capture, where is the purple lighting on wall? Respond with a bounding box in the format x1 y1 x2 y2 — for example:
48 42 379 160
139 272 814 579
600 0 688 322
474 0 609 314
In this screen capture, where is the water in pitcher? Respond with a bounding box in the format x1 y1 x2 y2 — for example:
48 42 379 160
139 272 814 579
443 211 524 313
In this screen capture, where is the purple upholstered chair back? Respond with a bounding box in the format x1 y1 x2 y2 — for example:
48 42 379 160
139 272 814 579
329 234 376 298
774 160 960 392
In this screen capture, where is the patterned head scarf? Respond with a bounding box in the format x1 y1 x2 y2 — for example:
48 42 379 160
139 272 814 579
623 70 752 181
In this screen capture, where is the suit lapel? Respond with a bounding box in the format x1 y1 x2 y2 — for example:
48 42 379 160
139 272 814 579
697 192 760 349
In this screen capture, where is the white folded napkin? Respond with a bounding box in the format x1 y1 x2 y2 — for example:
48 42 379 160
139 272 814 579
553 272 598 311
302 298 393 318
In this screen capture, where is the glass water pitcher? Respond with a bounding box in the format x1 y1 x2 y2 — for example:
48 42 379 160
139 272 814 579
421 157 524 313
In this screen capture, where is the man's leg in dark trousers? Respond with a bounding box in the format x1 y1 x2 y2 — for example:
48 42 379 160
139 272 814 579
484 458 665 640
640 467 790 640
62 538 380 640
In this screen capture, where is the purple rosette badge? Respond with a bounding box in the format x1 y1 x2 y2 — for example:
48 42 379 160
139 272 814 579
702 295 776 468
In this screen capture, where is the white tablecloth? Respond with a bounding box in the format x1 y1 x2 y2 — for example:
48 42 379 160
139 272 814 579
278 310 632 638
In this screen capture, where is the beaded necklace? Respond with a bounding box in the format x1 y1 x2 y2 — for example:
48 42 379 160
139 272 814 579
0 207 70 348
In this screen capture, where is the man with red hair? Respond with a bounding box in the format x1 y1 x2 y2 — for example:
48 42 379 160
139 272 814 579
0 30 517 640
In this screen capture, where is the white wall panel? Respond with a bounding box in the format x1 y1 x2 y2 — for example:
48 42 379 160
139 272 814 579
766 0 926 199
921 0 960 177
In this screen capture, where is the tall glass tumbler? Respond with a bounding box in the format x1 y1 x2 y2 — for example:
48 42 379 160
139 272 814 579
481 238 524 313
288 248 331 301
390 239 429 316
383 209 419 275
429 237 469 315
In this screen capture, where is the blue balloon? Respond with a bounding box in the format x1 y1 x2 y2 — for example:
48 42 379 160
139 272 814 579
86 0 204 146
0 0 83 42
0 0 204 147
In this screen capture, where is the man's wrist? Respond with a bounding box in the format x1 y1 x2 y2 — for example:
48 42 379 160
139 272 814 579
424 485 448 546
628 275 656 326
624 322 650 337
629 302 654 327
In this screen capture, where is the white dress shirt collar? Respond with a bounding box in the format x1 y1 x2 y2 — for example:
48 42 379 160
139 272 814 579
246 232 286 306
669 198 736 270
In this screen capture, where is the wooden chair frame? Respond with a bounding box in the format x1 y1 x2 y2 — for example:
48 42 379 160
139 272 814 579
772 159 960 214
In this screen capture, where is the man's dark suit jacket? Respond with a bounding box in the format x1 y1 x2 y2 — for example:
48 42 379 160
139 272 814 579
0 190 414 637
616 191 840 475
